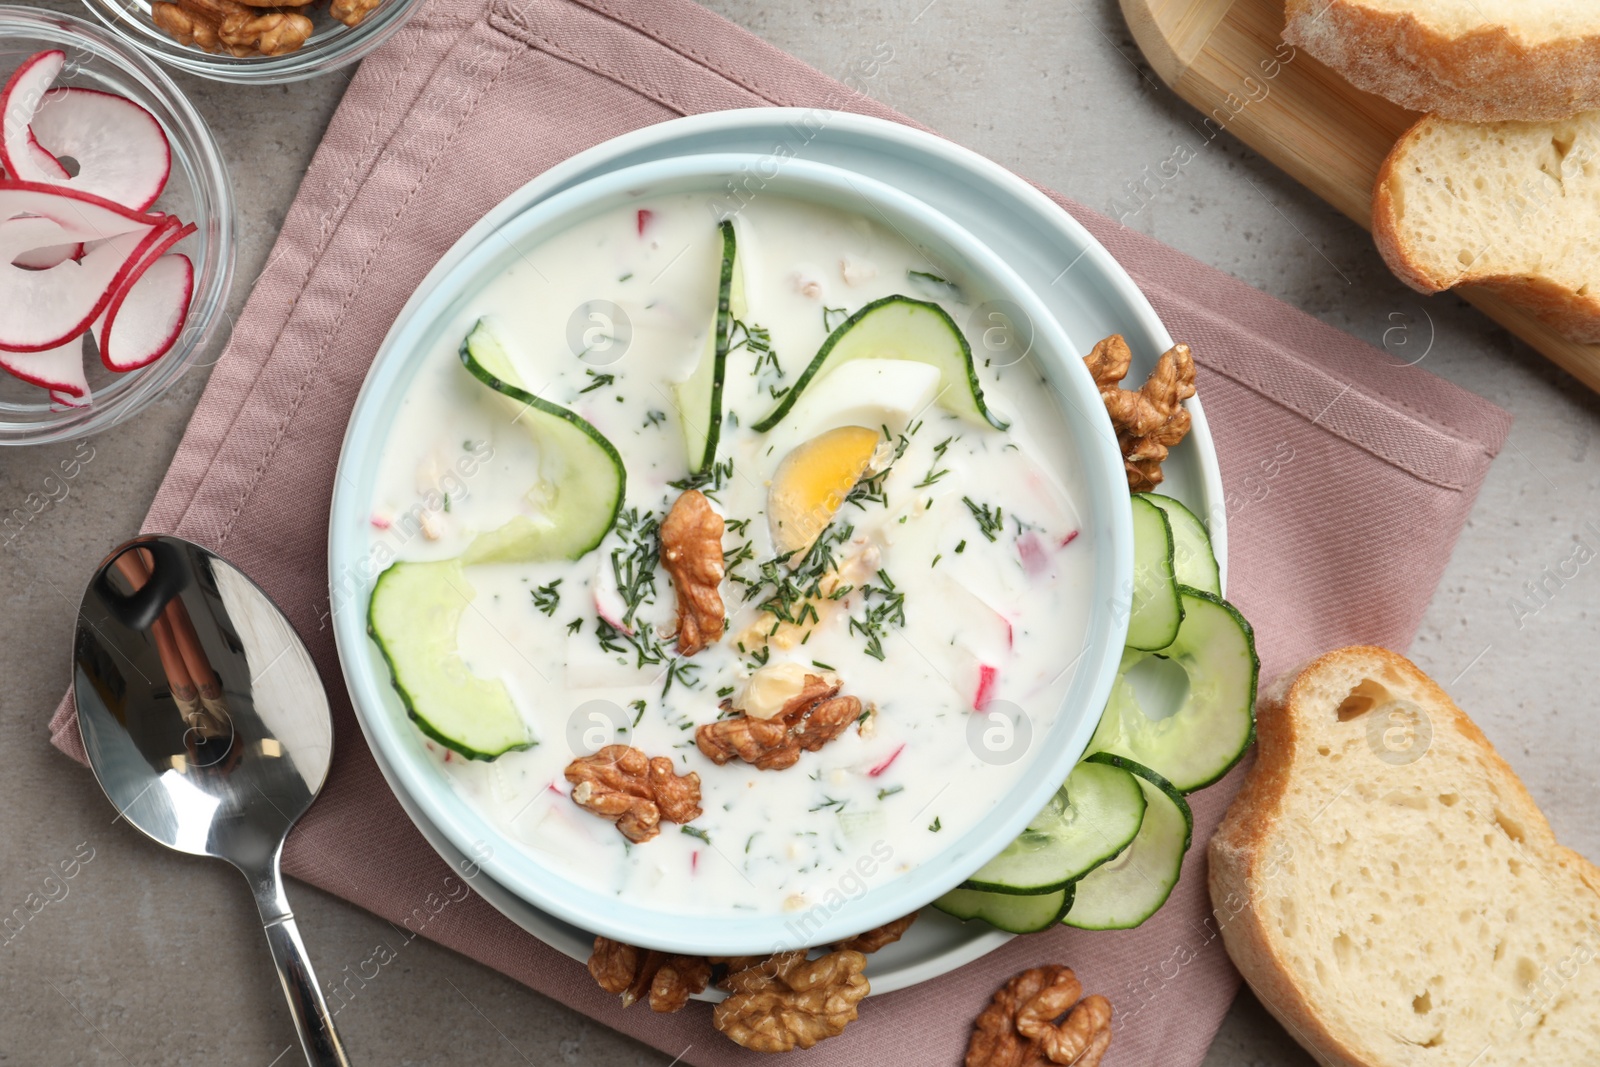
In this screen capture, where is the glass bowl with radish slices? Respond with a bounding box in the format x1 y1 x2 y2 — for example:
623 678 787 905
0 11 234 445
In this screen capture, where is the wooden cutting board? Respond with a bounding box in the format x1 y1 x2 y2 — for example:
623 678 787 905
1121 0 1600 392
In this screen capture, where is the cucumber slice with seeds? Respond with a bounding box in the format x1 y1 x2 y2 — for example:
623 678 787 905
1126 495 1182 651
1061 754 1192 931
673 219 743 474
933 882 1075 934
1143 493 1220 597
752 295 1007 433
960 759 1146 895
368 559 532 760
458 319 625 563
1090 585 1258 793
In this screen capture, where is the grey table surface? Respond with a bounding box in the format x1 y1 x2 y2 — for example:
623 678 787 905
3 0 1597 1064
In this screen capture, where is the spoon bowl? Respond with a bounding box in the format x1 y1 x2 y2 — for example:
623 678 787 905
73 535 351 1067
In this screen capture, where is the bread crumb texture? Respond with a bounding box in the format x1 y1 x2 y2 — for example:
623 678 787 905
1211 648 1600 1067
1374 111 1600 342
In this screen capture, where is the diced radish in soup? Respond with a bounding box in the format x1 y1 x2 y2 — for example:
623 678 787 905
973 664 999 711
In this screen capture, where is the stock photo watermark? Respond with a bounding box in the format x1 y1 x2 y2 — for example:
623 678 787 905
1 842 96 947
320 439 495 629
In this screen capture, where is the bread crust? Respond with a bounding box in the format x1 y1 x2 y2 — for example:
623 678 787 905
1371 116 1600 344
1285 0 1600 122
1208 646 1600 1067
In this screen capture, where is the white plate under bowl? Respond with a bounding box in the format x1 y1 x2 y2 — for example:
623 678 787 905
331 152 1133 957
333 110 1225 993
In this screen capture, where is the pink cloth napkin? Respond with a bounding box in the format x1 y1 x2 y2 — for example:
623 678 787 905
49 0 1512 1062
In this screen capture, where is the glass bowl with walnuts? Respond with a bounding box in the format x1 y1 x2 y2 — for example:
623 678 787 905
77 0 422 82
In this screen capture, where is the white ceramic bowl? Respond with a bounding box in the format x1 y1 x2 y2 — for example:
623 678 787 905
330 153 1133 955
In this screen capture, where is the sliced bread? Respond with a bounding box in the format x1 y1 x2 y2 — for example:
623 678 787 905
1284 0 1600 122
1210 647 1600 1067
1372 111 1600 344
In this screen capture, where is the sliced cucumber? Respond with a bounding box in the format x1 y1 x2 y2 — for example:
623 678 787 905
1090 585 1258 793
673 219 743 474
458 319 625 563
1062 754 1192 931
1143 493 1220 597
961 759 1147 895
933 882 1075 934
1126 495 1182 651
752 295 1007 433
368 559 532 760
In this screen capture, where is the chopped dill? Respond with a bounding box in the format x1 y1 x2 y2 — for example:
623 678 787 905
877 785 904 801
566 617 583 634
848 569 906 662
913 436 956 488
681 825 711 844
823 306 849 332
530 579 562 616
578 369 615 393
963 497 1005 542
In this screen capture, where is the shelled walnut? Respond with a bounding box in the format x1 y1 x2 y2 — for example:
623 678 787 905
831 912 918 954
1084 333 1196 492
564 744 703 844
660 488 725 656
588 937 711 1013
712 950 870 1053
695 673 861 771
149 0 381 58
966 965 1113 1067
152 0 311 57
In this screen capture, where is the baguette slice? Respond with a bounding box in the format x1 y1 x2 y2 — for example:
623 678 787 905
1373 111 1600 344
1284 0 1600 122
1210 647 1600 1067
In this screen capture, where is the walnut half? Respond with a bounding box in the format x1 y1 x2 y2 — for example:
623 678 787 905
660 488 725 656
1084 334 1196 493
831 912 918 954
695 674 861 771
588 937 711 1013
966 966 1113 1067
712 950 870 1053
564 745 702 843
151 0 311 56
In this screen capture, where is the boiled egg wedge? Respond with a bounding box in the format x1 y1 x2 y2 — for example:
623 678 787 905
763 358 941 558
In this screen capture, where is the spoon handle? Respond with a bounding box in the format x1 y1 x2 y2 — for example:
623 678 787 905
254 872 353 1066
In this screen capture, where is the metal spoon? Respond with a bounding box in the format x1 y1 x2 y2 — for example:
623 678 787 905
72 535 352 1067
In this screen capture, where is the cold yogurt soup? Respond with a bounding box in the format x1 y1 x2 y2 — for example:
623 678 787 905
364 192 1097 919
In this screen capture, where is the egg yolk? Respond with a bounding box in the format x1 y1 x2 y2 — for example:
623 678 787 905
767 425 881 558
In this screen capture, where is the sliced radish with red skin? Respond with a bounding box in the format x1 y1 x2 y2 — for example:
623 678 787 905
51 388 91 411
0 331 86 395
0 180 165 239
28 88 171 211
96 253 192 371
0 216 165 351
0 51 65 180
24 131 68 179
12 239 82 270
